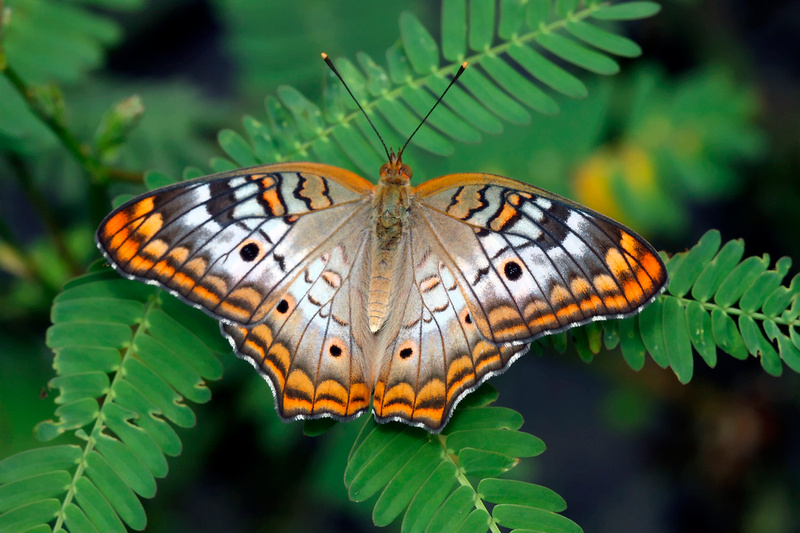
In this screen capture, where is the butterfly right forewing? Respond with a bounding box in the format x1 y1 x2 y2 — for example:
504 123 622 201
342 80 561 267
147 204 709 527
414 173 668 345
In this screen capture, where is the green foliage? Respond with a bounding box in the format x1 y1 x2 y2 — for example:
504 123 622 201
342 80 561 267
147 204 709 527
0 271 228 532
0 0 145 152
544 230 800 383
212 0 661 178
345 385 580 533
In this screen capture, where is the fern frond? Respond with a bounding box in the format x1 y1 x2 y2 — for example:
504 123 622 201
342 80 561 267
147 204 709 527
0 271 227 532
345 385 581 533
551 230 800 382
212 0 660 177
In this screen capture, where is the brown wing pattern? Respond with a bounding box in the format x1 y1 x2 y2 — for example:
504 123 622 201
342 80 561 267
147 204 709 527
414 173 668 346
96 163 374 326
372 215 527 431
221 225 374 422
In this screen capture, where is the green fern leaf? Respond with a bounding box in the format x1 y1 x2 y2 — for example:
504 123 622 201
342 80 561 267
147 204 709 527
345 385 581 532
0 272 226 532
558 230 800 383
209 0 660 176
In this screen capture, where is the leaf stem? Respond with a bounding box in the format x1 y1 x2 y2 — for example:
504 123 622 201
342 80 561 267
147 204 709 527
53 295 160 531
277 3 606 164
673 295 800 327
433 434 502 533
1 63 143 184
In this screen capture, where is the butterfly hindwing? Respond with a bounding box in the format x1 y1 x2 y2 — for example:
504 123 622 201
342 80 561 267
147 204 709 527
415 173 668 345
372 218 528 431
221 216 374 422
96 163 374 326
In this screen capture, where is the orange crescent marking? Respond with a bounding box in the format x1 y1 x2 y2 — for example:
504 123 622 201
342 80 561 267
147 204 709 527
489 202 518 231
192 285 221 306
603 295 628 311
313 380 348 415
218 301 252 322
347 383 371 415
528 312 558 329
606 248 632 278
623 280 645 302
446 357 476 399
579 294 604 314
183 257 208 277
104 212 131 241
172 272 196 291
284 370 314 413
473 342 502 374
414 380 445 414
383 382 415 406
556 303 581 320
550 284 573 306
127 255 154 273
202 275 228 295
570 277 593 297
249 323 274 348
135 213 163 240
639 252 664 281
593 274 618 294
153 260 175 278
373 381 386 411
261 188 286 216
267 342 291 380
141 239 169 259
116 239 140 263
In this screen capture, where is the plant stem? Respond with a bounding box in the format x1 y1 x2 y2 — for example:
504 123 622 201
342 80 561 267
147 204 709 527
52 296 160 531
280 3 604 164
1 64 143 184
9 155 82 276
434 434 503 533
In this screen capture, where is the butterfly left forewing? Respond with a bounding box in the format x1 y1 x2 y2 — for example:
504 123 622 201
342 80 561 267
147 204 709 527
97 163 374 326
414 173 668 345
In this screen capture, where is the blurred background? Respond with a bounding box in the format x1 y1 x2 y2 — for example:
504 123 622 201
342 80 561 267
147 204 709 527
1 0 799 531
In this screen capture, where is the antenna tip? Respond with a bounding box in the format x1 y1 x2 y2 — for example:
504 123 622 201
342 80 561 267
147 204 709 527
461 61 468 68
321 52 329 60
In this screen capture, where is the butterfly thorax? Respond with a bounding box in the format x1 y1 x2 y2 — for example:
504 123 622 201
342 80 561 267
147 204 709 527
367 154 412 333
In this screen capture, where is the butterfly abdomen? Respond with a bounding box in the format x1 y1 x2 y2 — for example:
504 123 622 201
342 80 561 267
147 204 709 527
367 180 411 333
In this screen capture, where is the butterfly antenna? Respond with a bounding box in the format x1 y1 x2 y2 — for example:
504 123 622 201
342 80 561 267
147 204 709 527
322 52 391 161
399 61 468 158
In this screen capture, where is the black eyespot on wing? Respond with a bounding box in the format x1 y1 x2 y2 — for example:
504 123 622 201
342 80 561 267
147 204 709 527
504 261 522 281
329 345 342 357
464 313 472 325
240 242 260 262
276 299 289 314
399 347 413 359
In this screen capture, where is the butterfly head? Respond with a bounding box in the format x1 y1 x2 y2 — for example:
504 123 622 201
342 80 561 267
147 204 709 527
379 148 412 185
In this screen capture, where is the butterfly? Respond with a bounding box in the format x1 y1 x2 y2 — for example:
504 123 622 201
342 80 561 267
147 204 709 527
96 59 668 432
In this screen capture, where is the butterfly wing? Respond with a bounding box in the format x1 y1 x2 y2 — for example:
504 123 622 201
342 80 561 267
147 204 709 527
221 217 374 422
96 163 374 326
413 173 668 345
372 217 527 431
